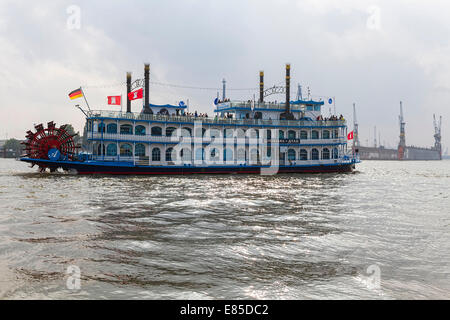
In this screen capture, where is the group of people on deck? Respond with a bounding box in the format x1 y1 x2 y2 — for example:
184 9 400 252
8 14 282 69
316 114 345 121
179 111 209 118
176 110 235 120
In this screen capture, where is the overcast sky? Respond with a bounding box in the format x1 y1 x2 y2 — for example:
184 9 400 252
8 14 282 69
0 0 448 151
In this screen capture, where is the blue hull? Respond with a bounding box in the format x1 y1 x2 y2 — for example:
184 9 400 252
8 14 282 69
20 158 355 175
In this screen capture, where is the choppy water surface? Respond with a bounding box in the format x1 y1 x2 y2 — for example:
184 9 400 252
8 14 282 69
0 158 449 299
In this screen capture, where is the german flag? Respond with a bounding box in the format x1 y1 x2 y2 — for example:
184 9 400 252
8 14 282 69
68 88 83 100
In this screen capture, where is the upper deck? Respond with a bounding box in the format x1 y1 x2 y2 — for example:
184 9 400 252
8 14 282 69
86 110 345 128
214 99 324 113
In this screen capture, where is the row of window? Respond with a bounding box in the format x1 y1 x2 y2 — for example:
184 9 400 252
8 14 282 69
95 143 146 157
96 143 339 161
95 123 340 139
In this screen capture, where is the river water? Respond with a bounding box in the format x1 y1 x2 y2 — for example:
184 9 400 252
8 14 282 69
0 158 448 299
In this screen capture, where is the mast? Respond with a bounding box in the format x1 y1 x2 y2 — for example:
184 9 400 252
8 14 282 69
259 71 264 103
286 63 290 113
126 72 132 113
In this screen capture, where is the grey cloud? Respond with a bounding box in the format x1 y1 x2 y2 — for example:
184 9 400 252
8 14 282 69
0 0 448 149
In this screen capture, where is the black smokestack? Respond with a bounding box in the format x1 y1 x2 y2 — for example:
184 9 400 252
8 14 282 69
280 64 294 120
144 64 149 108
259 71 264 103
126 72 131 113
285 63 290 113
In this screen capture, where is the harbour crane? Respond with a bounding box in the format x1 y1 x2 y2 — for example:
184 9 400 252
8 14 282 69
398 101 406 159
399 101 406 147
433 114 442 159
352 103 360 147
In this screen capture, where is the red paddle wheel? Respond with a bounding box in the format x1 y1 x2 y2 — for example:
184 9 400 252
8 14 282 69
22 122 80 172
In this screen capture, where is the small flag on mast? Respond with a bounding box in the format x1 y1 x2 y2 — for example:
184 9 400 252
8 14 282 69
128 88 143 101
68 88 83 100
347 131 354 140
108 96 121 105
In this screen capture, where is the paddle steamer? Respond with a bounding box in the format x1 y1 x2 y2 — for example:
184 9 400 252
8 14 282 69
20 64 359 174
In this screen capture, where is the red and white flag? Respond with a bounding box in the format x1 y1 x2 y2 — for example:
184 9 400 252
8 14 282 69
128 88 143 101
347 131 354 140
107 96 121 105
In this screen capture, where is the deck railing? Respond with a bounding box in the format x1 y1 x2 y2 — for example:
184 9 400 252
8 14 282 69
88 132 347 145
215 101 305 111
85 155 351 167
86 110 345 127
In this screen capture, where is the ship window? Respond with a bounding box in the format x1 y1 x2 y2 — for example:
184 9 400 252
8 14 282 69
97 143 105 155
311 148 319 160
254 112 262 119
249 148 259 164
106 123 117 134
181 127 192 137
195 127 207 138
279 130 285 139
247 128 258 139
135 125 146 136
312 130 319 139
237 148 246 161
166 127 177 137
120 143 132 156
224 128 233 138
152 148 161 161
288 149 296 161
135 143 146 156
166 147 175 161
151 126 162 136
236 129 245 138
300 149 308 160
333 129 339 138
210 148 219 161
266 129 272 140
224 148 233 162
322 130 330 139
322 148 330 160
120 124 133 135
300 130 308 139
195 148 205 161
106 143 117 156
288 130 296 139
210 129 220 138
266 146 272 158
333 147 339 159
180 148 192 161
87 121 92 132
314 106 320 111
98 123 105 133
